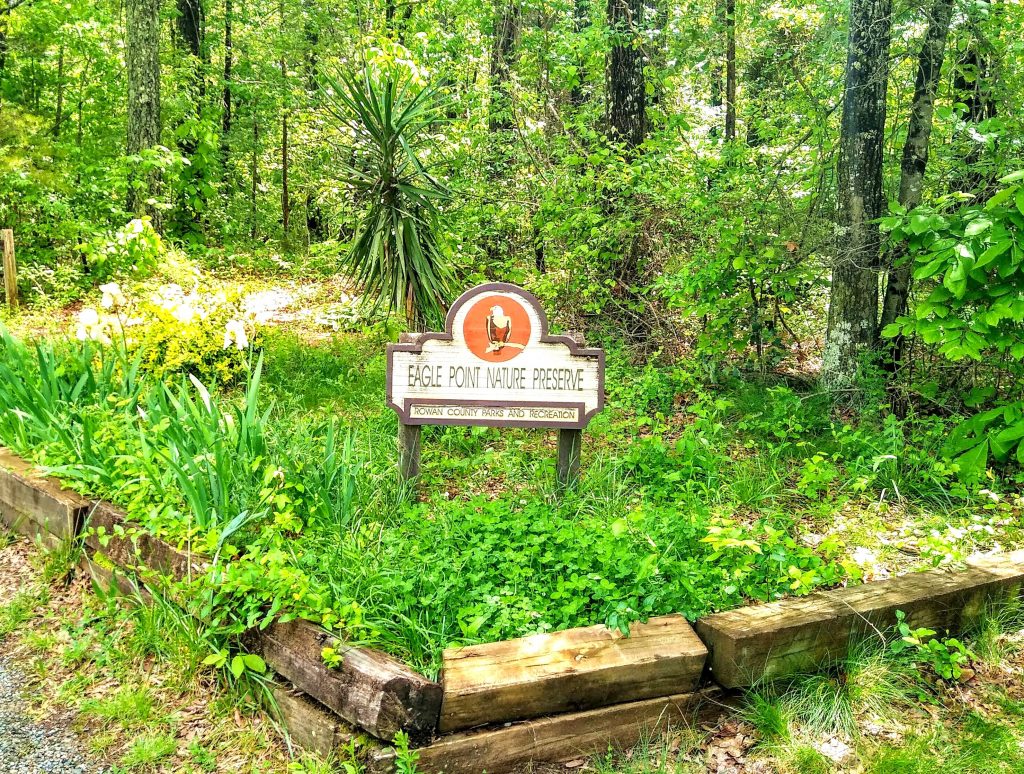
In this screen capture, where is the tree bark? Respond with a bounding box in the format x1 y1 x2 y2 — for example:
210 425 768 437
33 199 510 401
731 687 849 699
821 0 892 389
878 0 955 359
250 117 259 240
126 0 162 219
952 12 997 193
488 1 520 132
724 0 736 142
569 0 589 106
221 0 232 153
606 0 645 148
176 0 204 94
52 43 65 137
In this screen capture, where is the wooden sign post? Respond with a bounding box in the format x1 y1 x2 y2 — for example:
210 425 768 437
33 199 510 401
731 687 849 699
0 230 16 310
387 283 605 489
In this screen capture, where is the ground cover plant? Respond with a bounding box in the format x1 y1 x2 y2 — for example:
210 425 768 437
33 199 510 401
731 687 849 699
3 0 1024 764
0 281 1021 677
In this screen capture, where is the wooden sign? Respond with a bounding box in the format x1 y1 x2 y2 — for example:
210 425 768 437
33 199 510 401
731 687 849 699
386 283 605 486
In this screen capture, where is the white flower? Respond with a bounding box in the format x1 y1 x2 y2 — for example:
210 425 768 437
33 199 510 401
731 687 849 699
223 319 249 351
79 307 100 326
99 282 127 310
172 303 196 324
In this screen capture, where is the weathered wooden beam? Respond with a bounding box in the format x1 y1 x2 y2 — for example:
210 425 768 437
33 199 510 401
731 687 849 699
440 614 707 732
695 551 1024 688
259 620 442 743
1 229 16 310
0 449 89 548
556 428 582 490
77 550 151 602
84 502 208 584
369 687 725 774
270 685 360 759
398 422 421 482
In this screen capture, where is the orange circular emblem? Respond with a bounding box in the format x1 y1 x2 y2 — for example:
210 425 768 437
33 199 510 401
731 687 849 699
464 294 531 362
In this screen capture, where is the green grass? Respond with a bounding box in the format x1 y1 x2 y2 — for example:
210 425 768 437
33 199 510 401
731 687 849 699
0 324 1018 673
81 687 159 730
119 732 179 769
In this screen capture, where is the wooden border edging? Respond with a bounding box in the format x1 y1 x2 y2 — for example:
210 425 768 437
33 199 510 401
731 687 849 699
259 619 442 744
695 550 1024 688
440 614 707 732
368 687 727 774
8 446 1024 770
0 449 88 548
84 501 210 584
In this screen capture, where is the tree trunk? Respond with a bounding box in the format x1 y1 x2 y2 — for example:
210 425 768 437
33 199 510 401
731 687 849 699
821 0 892 389
606 0 645 148
953 13 997 193
126 0 162 219
569 0 589 106
221 0 232 154
878 0 955 368
53 43 65 137
724 0 736 142
176 0 204 95
488 1 520 132
250 118 259 240
281 104 290 235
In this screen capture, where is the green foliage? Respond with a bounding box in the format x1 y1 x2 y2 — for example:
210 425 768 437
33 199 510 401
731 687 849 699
890 610 976 681
80 218 163 282
883 174 1024 476
321 68 455 328
392 731 421 774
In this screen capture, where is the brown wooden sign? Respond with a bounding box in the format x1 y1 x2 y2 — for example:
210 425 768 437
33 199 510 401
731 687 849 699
386 283 605 485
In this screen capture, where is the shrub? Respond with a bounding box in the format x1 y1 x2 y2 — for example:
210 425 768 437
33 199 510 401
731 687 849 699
75 280 258 386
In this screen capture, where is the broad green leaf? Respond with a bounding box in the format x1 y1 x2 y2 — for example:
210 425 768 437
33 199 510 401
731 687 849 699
964 217 992 237
243 654 267 674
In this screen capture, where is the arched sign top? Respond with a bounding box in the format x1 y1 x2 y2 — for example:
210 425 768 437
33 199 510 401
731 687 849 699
387 283 605 430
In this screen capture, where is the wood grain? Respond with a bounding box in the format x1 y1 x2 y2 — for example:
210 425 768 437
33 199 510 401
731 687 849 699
1 230 16 310
0 448 89 546
370 687 725 774
695 551 1024 687
259 620 442 743
84 502 209 585
440 614 707 732
270 685 359 759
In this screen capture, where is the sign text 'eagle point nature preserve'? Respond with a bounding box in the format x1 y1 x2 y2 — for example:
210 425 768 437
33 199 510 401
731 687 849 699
387 283 605 430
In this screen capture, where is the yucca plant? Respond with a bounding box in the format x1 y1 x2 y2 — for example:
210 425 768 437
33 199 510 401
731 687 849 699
321 68 455 329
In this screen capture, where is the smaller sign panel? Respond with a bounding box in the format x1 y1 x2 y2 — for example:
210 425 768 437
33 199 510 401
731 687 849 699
387 283 605 429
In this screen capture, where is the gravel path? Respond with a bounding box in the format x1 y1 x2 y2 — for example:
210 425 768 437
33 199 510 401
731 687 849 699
0 657 104 774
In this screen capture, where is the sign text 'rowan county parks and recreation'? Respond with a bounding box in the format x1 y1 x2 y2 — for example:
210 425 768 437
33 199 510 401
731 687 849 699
387 283 605 430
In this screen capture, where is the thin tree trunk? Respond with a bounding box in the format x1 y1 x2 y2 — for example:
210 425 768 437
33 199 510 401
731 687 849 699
52 43 65 137
281 99 290 235
569 0 589 105
953 13 997 193
879 0 955 368
724 0 736 142
606 0 645 148
221 0 232 154
126 0 162 219
176 0 204 96
821 0 892 389
488 1 520 132
250 118 259 240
